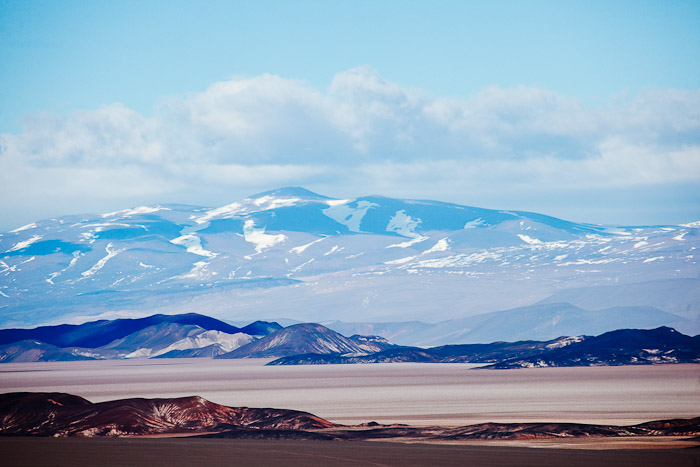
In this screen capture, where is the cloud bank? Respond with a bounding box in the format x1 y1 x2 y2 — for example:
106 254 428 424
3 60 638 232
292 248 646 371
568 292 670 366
1 67 699 228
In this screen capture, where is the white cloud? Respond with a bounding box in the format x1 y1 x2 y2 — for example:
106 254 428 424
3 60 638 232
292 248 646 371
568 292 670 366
1 67 699 229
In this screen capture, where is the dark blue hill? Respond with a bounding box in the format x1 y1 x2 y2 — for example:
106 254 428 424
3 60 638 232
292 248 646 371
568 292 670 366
0 313 242 348
240 321 283 336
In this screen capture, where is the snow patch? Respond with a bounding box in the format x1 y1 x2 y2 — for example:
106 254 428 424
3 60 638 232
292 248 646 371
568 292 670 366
423 238 450 254
643 256 664 263
195 202 244 224
252 195 301 209
170 234 217 258
673 232 688 241
176 261 214 280
546 336 584 349
517 234 541 245
71 350 104 359
125 348 153 359
386 210 422 238
324 199 349 207
413 251 503 268
80 232 96 243
464 218 485 229
322 200 377 232
244 220 287 253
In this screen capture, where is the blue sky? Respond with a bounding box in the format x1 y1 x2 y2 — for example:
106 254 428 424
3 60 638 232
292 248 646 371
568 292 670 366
1 0 699 229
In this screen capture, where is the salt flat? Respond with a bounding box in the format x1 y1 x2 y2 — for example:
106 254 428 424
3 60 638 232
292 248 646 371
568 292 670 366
1 359 698 426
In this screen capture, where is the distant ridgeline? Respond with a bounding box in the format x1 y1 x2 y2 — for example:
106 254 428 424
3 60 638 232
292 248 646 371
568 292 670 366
0 312 698 368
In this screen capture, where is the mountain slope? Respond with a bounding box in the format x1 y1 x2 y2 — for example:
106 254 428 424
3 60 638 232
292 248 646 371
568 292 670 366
0 392 336 437
482 326 700 369
0 313 277 362
217 323 394 359
0 340 101 363
0 313 243 348
98 323 255 359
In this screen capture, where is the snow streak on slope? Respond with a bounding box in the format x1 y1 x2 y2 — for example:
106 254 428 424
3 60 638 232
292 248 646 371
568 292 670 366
81 243 122 278
46 252 83 284
386 236 428 248
102 206 169 218
290 238 325 254
9 223 37 233
6 235 42 253
176 261 214 280
194 195 303 224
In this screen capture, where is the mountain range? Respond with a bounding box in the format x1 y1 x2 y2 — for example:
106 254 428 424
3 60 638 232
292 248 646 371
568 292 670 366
1 187 698 343
1 312 698 368
268 326 700 368
0 313 281 362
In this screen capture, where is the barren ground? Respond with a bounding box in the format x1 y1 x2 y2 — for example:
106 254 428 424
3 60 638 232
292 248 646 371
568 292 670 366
1 359 698 426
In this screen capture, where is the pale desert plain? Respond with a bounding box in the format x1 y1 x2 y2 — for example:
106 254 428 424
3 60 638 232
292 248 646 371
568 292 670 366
2 359 698 427
2 359 700 466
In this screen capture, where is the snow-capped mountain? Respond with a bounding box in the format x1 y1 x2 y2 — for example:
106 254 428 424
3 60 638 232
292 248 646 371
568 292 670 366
0 187 698 340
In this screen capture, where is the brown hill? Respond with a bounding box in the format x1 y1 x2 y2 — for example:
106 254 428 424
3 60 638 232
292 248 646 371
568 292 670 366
0 392 336 437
